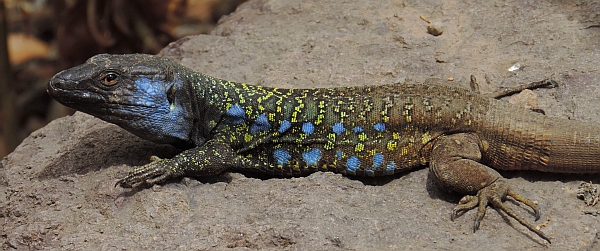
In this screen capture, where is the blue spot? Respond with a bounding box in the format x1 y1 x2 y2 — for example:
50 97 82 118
131 76 191 142
302 122 315 135
365 169 375 177
352 126 363 133
250 114 270 134
385 161 395 175
134 78 160 106
279 120 291 133
273 149 291 166
225 104 246 124
346 156 360 175
374 122 386 132
373 153 384 168
336 150 343 160
332 122 346 135
302 148 322 166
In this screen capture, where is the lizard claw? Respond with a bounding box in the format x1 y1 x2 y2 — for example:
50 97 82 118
452 178 550 243
115 156 176 188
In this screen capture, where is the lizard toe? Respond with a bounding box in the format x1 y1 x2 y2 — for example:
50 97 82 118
116 158 175 188
453 178 550 243
451 195 478 221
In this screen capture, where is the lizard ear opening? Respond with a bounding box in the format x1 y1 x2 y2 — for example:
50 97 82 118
167 84 176 105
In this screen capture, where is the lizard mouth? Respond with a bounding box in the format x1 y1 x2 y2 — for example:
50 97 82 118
47 81 106 105
47 79 158 109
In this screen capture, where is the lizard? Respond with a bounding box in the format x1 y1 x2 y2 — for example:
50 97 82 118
47 54 600 244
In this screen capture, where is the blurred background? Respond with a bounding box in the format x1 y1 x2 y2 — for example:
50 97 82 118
0 0 247 158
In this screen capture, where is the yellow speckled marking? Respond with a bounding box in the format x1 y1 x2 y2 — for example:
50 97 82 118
401 146 409 155
324 141 335 150
327 133 336 141
422 132 432 144
358 132 367 141
355 143 365 152
387 140 397 151
244 133 253 142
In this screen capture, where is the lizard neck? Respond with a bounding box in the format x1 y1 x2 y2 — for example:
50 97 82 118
182 72 280 146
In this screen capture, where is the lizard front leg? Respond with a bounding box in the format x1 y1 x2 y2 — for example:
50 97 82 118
428 133 550 243
116 140 238 188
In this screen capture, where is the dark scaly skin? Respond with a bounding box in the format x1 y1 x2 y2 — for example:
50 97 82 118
48 54 600 243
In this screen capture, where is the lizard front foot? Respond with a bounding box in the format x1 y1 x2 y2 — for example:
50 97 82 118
116 156 177 188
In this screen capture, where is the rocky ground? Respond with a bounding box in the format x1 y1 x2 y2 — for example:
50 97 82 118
2 0 600 250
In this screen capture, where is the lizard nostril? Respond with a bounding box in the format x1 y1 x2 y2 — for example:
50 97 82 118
49 79 61 89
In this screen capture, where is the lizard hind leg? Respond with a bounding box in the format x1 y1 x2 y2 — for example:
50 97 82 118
428 133 550 243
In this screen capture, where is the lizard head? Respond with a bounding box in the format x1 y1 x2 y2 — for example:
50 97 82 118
48 54 195 146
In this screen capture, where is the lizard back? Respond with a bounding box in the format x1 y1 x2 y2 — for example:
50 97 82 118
191 76 491 176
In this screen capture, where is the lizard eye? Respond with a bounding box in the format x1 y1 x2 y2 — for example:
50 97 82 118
102 72 119 86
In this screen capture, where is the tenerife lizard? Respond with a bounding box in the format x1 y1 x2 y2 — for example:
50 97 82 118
47 54 599 243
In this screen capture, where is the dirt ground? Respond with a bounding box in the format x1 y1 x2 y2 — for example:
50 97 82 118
3 0 600 250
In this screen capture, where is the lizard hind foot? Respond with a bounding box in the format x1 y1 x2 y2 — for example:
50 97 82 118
452 178 550 243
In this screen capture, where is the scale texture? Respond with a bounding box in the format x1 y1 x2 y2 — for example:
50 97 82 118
47 54 600 243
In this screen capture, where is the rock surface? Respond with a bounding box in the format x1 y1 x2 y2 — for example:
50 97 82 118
3 0 600 250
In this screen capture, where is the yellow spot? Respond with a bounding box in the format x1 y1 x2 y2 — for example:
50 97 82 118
244 133 253 142
421 132 432 144
316 113 325 125
327 133 336 141
481 140 489 151
358 132 367 141
324 141 335 150
355 143 365 152
294 102 305 112
387 141 397 151
318 100 325 109
392 132 400 140
401 146 409 155
406 115 412 123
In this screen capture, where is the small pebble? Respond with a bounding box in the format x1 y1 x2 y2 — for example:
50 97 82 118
427 23 443 36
